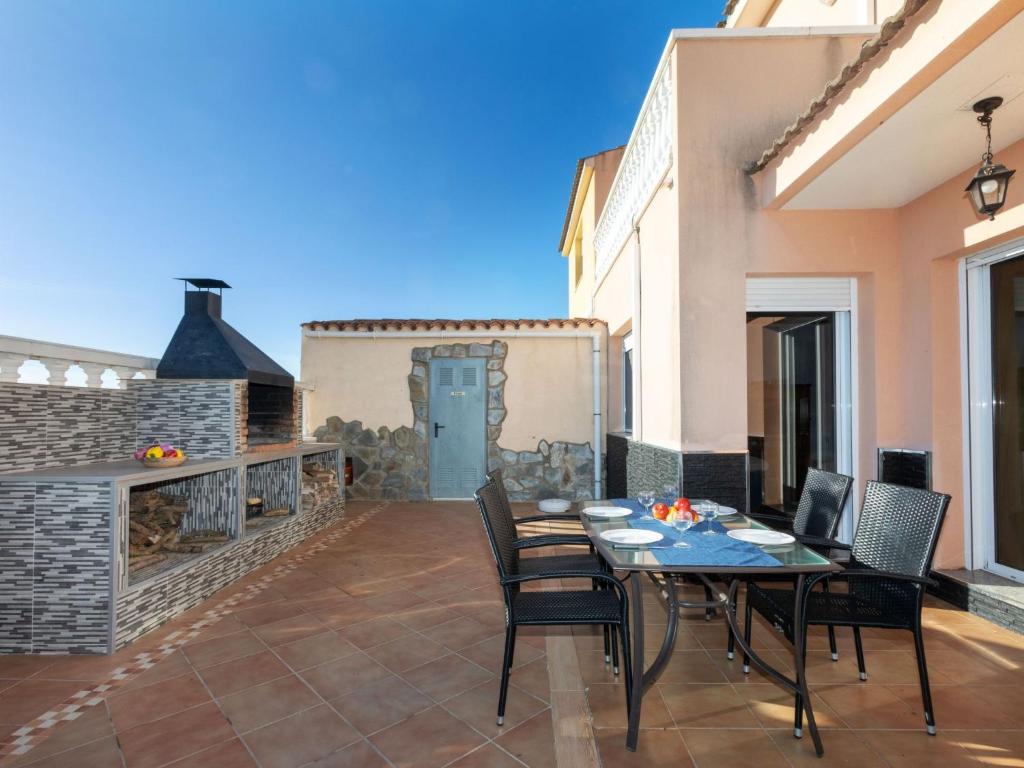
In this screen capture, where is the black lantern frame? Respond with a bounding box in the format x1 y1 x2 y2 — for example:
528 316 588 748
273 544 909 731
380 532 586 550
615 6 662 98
965 97 1015 221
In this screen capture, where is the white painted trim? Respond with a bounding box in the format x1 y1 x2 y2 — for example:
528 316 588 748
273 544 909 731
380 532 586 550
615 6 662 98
672 25 879 40
965 239 1024 581
959 257 974 570
745 276 859 539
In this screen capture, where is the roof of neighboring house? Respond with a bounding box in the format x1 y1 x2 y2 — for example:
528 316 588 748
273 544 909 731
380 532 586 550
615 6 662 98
557 145 626 254
717 0 740 28
746 0 929 174
303 318 606 332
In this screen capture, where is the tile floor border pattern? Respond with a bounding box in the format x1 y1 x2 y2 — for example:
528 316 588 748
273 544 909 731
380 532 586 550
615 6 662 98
0 502 387 763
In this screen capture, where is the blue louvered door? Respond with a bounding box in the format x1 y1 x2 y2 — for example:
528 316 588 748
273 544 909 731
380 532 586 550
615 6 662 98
429 358 486 499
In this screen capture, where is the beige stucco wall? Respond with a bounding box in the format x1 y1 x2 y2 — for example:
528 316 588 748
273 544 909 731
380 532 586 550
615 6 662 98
301 332 607 454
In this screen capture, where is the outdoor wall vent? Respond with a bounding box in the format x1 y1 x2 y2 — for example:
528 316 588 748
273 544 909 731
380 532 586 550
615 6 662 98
877 448 931 490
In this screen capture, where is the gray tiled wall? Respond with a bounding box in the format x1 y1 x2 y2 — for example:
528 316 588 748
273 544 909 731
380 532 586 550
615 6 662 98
132 380 238 459
246 457 298 515
0 480 112 654
0 384 136 473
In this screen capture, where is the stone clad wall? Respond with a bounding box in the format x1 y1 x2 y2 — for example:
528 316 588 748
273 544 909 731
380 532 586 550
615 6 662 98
313 339 595 501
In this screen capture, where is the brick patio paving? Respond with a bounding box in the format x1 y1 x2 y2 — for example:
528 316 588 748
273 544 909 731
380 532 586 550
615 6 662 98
1 500 1023 767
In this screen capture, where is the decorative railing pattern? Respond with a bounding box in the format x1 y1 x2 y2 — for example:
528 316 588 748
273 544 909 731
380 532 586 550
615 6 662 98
593 61 674 284
0 335 158 388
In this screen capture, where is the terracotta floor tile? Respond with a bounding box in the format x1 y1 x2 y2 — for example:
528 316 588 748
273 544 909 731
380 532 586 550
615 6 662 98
275 630 360 672
197 649 291 698
108 671 211 731
14 734 124 768
309 597 381 628
681 728 791 767
595 727 693 768
183 630 264 669
118 650 193 692
232 601 307 628
0 656 56 680
336 617 412 649
655 649 730 685
659 683 761 728
816 684 931 730
400 654 493 702
444 678 549 739
365 635 448 673
735 683 844 730
330 675 434 735
117 701 235 768
392 603 458 631
767 728 886 767
421 616 498 651
409 579 467 602
446 743 527 768
164 737 259 767
369 705 487 768
217 673 321 733
956 730 1024 766
494 709 557 768
31 654 128 683
505 656 551 703
242 704 360 768
859 730 982 767
0 679 88 725
457 633 543 674
588 681 672 730
886 684 1018 730
359 589 426 614
5 704 114 768
301 739 391 768
253 613 328 647
299 652 392 700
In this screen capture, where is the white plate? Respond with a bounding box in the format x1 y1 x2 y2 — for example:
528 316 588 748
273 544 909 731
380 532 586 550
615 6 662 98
727 529 795 545
600 529 664 545
538 498 571 513
583 506 633 519
714 505 738 516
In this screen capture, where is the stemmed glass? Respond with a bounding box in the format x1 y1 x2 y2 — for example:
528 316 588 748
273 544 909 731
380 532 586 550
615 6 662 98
699 500 720 535
662 483 678 504
673 514 695 548
637 491 656 518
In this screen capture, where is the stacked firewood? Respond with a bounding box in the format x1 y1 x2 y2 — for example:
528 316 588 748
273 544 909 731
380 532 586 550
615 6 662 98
302 464 339 511
128 490 228 575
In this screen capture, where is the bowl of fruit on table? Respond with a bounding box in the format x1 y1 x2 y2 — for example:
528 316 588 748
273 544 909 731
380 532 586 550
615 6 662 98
134 443 187 468
652 498 699 525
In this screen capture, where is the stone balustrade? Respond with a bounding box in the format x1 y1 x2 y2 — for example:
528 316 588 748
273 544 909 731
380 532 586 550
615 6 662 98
0 335 159 388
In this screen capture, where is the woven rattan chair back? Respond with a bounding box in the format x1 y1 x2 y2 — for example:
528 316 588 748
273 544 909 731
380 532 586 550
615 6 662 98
475 479 518 580
852 481 950 579
792 468 854 539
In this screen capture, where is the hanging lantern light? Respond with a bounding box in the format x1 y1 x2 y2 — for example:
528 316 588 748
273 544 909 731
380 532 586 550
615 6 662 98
965 96 1015 220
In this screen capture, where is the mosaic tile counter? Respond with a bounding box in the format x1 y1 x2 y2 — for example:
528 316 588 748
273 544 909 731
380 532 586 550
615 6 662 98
0 443 343 653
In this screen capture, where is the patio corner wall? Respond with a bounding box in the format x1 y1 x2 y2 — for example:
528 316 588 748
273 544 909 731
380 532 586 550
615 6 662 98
308 335 599 502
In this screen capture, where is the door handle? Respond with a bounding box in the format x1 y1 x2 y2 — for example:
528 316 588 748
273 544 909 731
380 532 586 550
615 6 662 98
433 422 445 438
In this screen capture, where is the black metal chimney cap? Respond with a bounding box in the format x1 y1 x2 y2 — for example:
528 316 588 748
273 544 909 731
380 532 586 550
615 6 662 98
177 278 232 290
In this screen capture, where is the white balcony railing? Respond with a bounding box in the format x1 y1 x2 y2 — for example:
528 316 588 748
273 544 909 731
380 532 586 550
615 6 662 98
593 60 674 285
0 335 159 388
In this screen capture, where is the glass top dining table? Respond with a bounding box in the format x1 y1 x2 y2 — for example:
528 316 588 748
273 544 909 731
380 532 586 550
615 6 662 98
576 499 841 757
579 499 837 572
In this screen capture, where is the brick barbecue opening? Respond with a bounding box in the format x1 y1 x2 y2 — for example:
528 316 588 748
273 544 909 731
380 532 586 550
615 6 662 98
247 383 295 446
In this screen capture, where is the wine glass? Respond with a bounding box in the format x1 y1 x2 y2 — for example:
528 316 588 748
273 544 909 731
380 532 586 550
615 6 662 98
637 491 655 518
673 513 694 548
699 500 720 535
662 483 678 504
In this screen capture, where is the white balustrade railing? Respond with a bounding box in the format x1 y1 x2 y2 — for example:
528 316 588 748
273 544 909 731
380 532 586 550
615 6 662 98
0 335 159 388
593 61 674 285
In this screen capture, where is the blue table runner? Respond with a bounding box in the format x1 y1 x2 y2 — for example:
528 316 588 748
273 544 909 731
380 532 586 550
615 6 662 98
603 499 782 568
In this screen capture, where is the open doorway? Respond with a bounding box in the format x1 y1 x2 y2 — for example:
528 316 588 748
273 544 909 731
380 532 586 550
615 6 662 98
747 312 838 517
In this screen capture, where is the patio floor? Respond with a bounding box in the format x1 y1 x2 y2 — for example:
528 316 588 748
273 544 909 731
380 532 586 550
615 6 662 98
1 500 1023 767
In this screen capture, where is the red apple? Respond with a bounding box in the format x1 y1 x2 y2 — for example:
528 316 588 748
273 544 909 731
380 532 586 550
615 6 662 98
652 503 670 521
674 497 691 511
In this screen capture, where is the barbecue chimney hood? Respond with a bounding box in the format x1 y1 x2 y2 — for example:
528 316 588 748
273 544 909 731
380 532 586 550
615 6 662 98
156 278 294 388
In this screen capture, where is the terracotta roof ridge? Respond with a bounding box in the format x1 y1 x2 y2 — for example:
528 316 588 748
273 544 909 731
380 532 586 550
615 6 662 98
745 0 930 175
302 318 607 331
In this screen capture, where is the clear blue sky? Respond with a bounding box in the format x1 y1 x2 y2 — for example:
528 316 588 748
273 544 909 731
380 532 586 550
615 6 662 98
0 1 721 375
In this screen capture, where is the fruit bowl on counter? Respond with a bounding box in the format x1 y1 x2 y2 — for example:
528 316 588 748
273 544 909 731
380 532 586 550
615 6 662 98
134 443 188 468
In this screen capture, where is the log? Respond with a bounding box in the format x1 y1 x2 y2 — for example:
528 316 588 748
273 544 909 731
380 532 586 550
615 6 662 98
129 553 167 573
180 531 230 544
263 507 291 518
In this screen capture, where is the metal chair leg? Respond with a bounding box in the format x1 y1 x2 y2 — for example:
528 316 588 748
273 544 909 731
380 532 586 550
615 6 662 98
603 624 611 664
497 624 516 726
913 624 937 735
794 625 808 737
853 626 867 681
823 580 838 661
742 595 753 674
619 620 633 715
611 624 620 675
704 583 714 621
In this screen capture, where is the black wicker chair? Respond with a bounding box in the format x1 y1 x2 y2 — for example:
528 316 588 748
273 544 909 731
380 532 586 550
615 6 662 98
728 468 854 663
475 481 632 725
744 481 950 737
